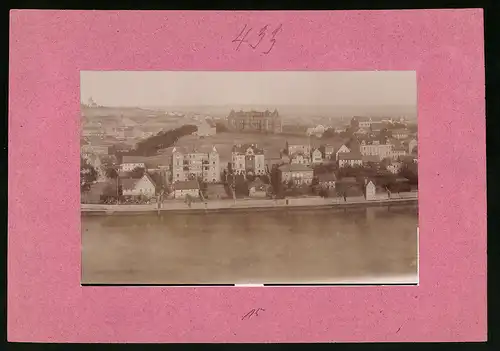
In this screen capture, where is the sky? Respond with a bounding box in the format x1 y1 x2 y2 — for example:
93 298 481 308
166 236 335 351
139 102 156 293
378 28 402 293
80 71 416 108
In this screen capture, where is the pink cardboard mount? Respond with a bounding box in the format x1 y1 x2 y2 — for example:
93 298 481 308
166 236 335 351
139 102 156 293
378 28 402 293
8 10 486 342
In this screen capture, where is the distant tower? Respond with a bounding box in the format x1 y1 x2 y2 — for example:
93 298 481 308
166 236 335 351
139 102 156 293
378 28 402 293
171 147 186 182
208 146 220 183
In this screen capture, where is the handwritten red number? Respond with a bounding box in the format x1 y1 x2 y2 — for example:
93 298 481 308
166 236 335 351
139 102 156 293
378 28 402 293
232 25 252 51
263 24 282 55
250 25 269 49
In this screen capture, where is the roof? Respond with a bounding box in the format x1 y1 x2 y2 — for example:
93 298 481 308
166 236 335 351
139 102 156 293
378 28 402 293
352 116 371 122
120 173 157 190
338 152 363 160
393 146 407 152
290 151 309 158
362 155 380 163
122 156 148 164
173 179 200 190
232 143 264 154
317 173 337 182
278 164 313 172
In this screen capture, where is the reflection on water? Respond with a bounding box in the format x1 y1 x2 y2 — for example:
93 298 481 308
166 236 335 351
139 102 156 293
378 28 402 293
81 205 418 284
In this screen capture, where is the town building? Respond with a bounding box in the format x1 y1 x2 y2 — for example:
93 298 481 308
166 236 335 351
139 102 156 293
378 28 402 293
392 128 410 140
317 172 337 189
338 152 363 168
227 109 282 133
354 128 369 136
362 155 380 165
173 179 200 199
278 164 314 185
351 116 374 129
391 146 408 160
231 144 266 176
287 143 311 156
311 148 323 164
335 144 351 161
121 173 157 198
171 146 221 183
359 140 393 160
290 152 311 166
120 156 147 172
81 144 109 155
386 161 403 174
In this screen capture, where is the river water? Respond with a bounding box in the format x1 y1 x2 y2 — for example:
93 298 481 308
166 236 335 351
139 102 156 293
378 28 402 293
81 205 418 285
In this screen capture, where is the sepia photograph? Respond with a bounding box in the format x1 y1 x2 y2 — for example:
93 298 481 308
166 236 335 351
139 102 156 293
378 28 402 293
80 71 419 285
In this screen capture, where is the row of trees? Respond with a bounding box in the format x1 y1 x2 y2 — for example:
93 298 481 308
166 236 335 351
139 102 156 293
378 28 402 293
112 124 199 159
80 157 97 192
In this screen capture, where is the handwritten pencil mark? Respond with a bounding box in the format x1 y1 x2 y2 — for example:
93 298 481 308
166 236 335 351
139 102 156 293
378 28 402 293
241 308 265 320
263 24 282 55
232 24 282 54
232 24 252 52
396 326 402 333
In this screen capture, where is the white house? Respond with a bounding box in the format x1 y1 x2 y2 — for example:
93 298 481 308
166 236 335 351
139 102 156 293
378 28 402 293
360 140 392 160
311 148 323 164
173 179 200 199
120 156 147 172
365 180 377 200
386 161 403 174
338 152 363 168
121 173 157 198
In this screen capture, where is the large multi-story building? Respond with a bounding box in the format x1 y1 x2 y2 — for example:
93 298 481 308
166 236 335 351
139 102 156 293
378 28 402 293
278 164 314 185
231 144 266 176
359 140 393 161
351 116 374 129
227 109 282 133
171 146 221 183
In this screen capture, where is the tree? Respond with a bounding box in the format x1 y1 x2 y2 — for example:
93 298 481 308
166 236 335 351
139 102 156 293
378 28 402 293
129 166 146 179
105 167 119 179
80 157 97 192
246 173 256 182
321 128 337 139
215 122 228 133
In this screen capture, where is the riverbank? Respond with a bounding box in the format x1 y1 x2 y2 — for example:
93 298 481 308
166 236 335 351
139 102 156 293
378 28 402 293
81 192 418 215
